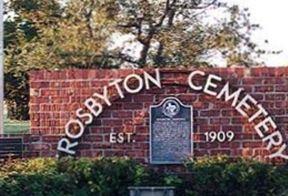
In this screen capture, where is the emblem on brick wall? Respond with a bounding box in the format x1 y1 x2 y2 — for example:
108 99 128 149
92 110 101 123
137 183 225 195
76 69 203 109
162 99 180 118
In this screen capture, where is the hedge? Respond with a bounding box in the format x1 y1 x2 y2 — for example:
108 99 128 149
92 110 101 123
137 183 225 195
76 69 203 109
0 156 287 196
184 156 288 196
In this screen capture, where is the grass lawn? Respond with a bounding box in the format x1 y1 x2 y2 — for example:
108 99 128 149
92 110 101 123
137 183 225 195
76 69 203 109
3 113 29 134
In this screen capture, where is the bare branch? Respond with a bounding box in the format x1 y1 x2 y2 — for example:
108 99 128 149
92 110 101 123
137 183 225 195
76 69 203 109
117 23 139 28
83 1 96 38
155 0 177 28
177 0 217 10
155 0 170 28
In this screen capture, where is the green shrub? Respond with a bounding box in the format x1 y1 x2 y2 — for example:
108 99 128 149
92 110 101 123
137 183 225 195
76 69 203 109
57 157 150 195
0 157 149 196
0 156 288 196
184 156 288 196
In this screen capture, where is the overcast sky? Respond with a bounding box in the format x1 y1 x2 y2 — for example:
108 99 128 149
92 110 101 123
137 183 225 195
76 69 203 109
226 0 288 66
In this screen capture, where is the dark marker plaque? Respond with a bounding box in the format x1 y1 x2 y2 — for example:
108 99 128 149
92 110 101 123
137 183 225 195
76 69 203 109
150 97 193 164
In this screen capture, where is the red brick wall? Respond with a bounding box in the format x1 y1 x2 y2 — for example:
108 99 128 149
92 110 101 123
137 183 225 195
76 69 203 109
28 67 288 163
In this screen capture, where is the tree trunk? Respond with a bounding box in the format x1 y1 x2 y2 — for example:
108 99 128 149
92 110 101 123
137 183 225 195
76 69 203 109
154 43 164 66
138 42 150 67
138 28 155 67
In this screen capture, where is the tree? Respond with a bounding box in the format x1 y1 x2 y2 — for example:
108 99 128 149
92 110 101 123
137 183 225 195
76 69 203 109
4 0 117 119
110 0 265 67
4 0 266 120
6 0 265 70
4 0 61 120
5 0 117 71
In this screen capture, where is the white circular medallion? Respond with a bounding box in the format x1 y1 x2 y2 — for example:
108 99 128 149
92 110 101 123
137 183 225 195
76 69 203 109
162 99 180 118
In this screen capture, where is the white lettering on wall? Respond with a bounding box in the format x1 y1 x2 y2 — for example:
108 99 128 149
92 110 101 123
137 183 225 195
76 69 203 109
57 69 161 155
84 98 103 117
65 119 85 139
216 82 243 107
188 70 205 91
93 86 111 106
123 74 144 94
57 69 288 160
144 69 161 90
109 79 124 98
203 74 222 96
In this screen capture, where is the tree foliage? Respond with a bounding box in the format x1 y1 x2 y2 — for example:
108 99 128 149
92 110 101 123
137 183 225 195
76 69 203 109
4 0 117 119
4 0 267 119
5 0 117 71
110 0 265 67
5 0 266 70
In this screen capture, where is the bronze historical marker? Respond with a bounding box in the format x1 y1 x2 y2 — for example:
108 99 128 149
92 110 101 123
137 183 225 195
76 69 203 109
150 97 193 164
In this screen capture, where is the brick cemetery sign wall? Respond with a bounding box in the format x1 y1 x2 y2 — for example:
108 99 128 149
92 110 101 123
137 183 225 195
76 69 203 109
21 67 288 163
